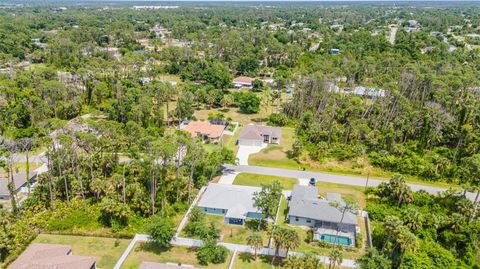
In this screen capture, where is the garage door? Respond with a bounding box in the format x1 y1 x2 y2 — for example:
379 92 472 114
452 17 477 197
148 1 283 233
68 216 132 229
238 139 263 147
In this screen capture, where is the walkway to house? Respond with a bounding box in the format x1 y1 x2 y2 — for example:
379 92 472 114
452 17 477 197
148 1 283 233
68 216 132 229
236 145 266 165
113 234 358 269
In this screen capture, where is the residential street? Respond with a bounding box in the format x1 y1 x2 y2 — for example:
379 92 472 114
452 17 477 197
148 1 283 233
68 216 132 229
222 164 477 201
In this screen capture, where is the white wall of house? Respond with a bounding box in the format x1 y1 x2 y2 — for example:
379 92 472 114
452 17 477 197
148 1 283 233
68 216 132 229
200 207 227 215
289 215 316 227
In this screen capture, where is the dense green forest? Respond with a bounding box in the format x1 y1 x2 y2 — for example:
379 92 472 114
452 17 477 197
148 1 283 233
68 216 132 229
0 2 479 268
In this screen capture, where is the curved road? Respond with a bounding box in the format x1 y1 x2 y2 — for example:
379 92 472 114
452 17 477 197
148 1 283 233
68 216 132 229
222 164 477 201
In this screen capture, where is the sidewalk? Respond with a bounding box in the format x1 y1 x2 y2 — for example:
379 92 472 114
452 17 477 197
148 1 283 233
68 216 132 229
113 234 357 269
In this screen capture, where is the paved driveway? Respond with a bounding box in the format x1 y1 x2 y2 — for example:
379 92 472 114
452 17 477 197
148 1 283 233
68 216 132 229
236 144 266 165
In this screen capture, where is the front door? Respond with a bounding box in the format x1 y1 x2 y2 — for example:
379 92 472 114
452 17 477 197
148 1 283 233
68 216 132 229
263 135 270 143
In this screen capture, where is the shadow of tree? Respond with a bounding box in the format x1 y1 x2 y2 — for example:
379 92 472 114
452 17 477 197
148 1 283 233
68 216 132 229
239 252 254 262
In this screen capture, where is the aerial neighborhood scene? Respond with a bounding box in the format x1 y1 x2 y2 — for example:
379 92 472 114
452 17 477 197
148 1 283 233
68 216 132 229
0 1 480 269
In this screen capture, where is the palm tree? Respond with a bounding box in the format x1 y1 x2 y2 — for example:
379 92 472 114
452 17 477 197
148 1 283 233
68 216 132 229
381 215 403 252
284 255 304 269
303 253 324 269
329 196 358 251
328 248 343 269
246 232 263 260
0 208 9 233
284 228 301 256
269 225 287 264
403 208 424 231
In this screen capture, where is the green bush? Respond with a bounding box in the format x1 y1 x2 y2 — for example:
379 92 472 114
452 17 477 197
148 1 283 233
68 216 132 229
196 242 228 265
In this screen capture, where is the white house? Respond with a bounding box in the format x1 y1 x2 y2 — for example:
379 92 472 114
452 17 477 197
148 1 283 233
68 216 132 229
197 183 263 225
233 76 255 89
287 185 357 247
237 125 282 147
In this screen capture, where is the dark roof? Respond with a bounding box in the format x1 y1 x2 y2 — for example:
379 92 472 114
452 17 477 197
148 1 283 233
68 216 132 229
8 243 96 269
0 171 37 197
238 125 282 142
288 185 357 225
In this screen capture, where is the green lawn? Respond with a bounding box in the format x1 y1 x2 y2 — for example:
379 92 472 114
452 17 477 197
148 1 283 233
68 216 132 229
233 253 283 269
181 214 270 246
122 244 230 269
233 173 298 190
33 234 130 269
316 181 367 209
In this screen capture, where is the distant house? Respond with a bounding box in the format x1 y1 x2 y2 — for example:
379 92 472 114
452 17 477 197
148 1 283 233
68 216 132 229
8 243 96 269
140 262 195 269
233 76 255 89
197 183 263 225
0 171 37 200
180 121 226 143
352 86 385 98
237 125 281 147
287 185 357 247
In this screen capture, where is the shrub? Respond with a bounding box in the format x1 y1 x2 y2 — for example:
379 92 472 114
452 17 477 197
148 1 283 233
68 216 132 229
196 242 228 265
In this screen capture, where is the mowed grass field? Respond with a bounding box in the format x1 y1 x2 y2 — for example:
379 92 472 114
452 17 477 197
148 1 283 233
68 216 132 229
233 173 298 190
122 244 230 269
33 234 130 269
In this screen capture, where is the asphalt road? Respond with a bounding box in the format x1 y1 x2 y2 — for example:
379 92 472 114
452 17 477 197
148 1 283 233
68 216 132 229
222 164 477 201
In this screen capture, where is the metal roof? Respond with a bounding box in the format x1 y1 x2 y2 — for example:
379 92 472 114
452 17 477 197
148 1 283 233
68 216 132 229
288 185 357 225
197 183 262 218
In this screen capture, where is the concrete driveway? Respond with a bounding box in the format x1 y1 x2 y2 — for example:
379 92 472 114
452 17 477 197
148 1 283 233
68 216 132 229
236 144 266 165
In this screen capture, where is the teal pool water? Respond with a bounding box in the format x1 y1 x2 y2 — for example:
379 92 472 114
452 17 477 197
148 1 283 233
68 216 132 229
320 234 351 246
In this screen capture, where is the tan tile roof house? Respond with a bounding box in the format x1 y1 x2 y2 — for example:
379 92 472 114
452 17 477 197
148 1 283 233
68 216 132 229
8 243 96 269
181 121 226 143
237 125 282 146
233 76 255 88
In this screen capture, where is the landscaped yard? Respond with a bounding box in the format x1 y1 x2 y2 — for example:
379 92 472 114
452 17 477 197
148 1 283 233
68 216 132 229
316 181 367 209
33 234 130 269
121 244 230 269
233 253 283 269
276 197 364 260
233 173 298 190
181 214 270 246
249 128 303 169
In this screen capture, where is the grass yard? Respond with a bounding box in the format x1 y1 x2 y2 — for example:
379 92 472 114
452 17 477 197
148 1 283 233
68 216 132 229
233 173 298 190
249 128 308 170
194 106 270 126
180 214 270 246
316 181 367 209
33 234 130 269
234 253 283 269
122 244 230 269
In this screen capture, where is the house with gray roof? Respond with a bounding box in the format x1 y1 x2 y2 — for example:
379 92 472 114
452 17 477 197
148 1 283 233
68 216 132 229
0 171 37 200
287 185 357 246
197 183 263 225
237 125 282 147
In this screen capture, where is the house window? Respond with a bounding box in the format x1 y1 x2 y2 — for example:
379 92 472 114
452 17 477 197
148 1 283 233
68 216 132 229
222 209 226 214
306 219 311 223
204 208 207 212
295 217 299 221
